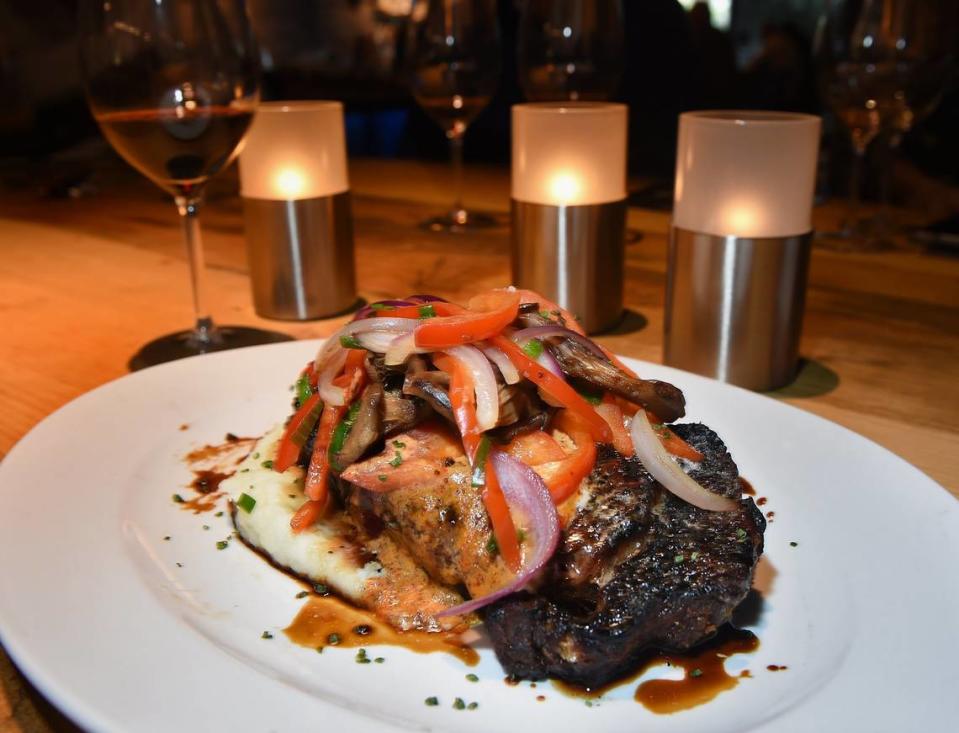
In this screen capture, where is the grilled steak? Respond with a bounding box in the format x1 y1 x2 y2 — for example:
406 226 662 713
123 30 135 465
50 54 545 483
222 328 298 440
484 423 765 688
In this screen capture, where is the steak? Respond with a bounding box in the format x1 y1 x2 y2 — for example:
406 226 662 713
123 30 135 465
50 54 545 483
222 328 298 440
483 423 765 688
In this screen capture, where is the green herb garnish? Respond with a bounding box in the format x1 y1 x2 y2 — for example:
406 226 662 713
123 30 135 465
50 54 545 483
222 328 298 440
789 541 798 547
374 657 385 664
389 451 404 468
453 698 466 710
690 668 703 678
370 302 394 311
314 583 330 596
467 702 478 710
575 384 603 406
377 474 388 482
261 460 273 469
392 440 406 449
674 554 685 563
465 673 479 682
295 591 309 599
172 494 185 503
327 633 341 645
418 304 437 319
736 528 748 541
485 535 499 556
424 697 439 707
216 540 229 550
339 335 363 349
521 338 544 359
261 631 273 639
470 436 492 488
237 493 257 514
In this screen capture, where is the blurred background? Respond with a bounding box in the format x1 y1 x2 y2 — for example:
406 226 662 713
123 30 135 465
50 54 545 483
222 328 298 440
1 0 957 219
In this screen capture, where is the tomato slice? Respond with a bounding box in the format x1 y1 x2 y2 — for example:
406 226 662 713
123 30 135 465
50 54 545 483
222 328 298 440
274 393 323 472
512 288 586 335
531 410 597 503
504 430 567 466
413 289 520 349
490 335 612 444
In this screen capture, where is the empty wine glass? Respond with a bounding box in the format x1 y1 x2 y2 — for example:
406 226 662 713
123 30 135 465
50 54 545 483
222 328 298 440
79 0 291 369
517 0 624 102
408 0 501 232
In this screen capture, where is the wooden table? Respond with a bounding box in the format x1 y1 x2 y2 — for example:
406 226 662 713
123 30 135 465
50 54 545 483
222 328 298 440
1 158 957 731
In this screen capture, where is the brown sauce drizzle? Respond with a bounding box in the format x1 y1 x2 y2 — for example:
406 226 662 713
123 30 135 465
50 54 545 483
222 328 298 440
181 491 223 514
766 664 788 672
190 469 231 494
739 478 756 496
634 627 758 714
554 626 758 714
285 595 478 666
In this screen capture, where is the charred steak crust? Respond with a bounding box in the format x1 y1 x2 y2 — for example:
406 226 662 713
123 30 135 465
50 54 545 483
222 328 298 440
484 423 765 688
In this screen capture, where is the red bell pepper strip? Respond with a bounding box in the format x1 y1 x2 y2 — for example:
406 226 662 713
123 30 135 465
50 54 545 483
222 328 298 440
490 334 612 444
413 289 520 349
274 393 323 473
290 494 333 534
596 399 635 457
533 410 597 503
434 352 522 570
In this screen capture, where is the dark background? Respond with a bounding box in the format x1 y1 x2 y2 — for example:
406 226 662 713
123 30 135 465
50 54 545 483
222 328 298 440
1 0 956 205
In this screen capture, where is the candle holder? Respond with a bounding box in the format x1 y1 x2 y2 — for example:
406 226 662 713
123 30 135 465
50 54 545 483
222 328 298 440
664 111 821 391
238 101 356 320
511 103 628 333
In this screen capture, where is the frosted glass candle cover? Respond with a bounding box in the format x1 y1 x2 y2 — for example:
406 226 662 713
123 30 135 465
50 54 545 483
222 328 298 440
239 102 349 200
673 111 821 238
512 103 627 206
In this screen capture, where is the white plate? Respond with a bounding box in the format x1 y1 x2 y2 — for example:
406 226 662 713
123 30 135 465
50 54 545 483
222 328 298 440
1 341 957 733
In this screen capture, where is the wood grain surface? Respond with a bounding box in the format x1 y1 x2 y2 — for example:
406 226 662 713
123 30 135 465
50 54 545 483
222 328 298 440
0 157 956 732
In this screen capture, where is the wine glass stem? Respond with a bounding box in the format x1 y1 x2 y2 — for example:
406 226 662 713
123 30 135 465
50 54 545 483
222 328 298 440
847 144 866 232
174 195 215 344
448 130 465 215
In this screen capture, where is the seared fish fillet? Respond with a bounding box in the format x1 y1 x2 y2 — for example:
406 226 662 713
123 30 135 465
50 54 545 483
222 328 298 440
222 426 466 631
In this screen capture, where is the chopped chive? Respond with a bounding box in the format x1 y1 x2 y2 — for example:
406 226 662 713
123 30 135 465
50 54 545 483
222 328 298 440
392 440 406 449
261 460 274 469
516 529 527 544
789 541 799 547
486 535 499 556
314 583 330 596
237 492 257 514
389 451 404 468
736 528 748 540
418 304 437 319
175 562 183 568
370 302 394 311
467 702 478 710
339 335 364 349
674 554 685 563
163 535 171 541
327 633 341 645
377 474 388 482
691 551 700 560
316 646 324 654
374 657 385 663
172 494 185 503
453 698 466 710
296 591 309 599
202 524 210 531
261 631 273 639
690 668 703 678
215 511 224 517
216 540 229 550
353 624 372 636
466 673 479 682
521 338 544 359
424 696 439 706
252 452 260 459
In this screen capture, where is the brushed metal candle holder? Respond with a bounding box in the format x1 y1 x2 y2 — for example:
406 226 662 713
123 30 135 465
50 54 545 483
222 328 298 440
664 228 811 391
242 193 356 320
511 199 626 333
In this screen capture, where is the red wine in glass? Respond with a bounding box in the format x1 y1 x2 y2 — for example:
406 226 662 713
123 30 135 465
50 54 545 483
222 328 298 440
79 0 291 369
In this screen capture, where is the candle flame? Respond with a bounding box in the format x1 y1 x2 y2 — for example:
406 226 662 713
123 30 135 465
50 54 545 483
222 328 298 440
549 172 582 205
274 168 307 199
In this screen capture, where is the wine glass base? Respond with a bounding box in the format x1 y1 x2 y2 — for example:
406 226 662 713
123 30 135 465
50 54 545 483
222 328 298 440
419 209 501 233
129 326 294 371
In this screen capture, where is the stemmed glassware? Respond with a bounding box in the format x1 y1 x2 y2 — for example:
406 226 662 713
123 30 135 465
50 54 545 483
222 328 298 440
408 0 501 232
517 0 624 102
79 0 291 369
815 0 955 250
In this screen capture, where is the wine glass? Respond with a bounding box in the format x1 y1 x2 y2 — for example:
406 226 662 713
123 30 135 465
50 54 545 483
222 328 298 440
517 0 624 102
408 0 501 232
79 0 292 369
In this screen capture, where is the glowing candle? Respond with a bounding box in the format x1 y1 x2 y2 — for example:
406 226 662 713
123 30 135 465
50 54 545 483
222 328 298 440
239 102 348 201
673 111 820 238
512 103 627 207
